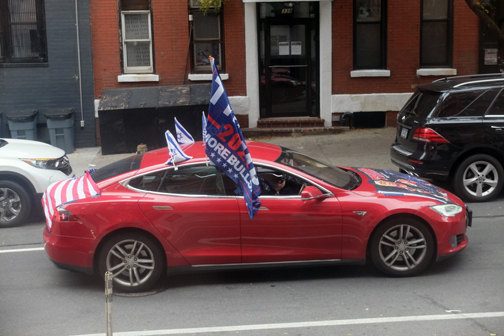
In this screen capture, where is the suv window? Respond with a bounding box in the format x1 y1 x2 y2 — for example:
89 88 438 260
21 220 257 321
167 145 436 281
486 89 504 116
433 89 500 118
401 91 441 119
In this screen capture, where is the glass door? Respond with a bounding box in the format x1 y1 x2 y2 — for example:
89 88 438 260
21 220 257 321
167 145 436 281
258 3 319 118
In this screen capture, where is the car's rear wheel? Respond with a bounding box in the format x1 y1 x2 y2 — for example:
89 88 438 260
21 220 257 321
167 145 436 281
0 181 31 227
98 232 165 293
453 154 504 202
370 218 434 277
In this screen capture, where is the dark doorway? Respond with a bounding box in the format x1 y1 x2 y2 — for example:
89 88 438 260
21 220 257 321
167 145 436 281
258 2 319 119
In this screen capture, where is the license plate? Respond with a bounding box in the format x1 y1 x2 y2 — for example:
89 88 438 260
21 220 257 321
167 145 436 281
400 127 409 139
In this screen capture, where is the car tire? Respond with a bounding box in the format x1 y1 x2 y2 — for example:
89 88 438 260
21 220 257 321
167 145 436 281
370 217 434 277
0 180 32 228
98 232 166 293
453 154 504 202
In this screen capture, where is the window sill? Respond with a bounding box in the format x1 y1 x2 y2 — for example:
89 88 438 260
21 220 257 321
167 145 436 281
117 74 160 82
351 70 391 78
416 68 457 77
188 73 229 81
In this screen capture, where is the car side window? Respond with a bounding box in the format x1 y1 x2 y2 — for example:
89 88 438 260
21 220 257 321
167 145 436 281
486 89 504 116
256 165 310 196
128 165 227 196
436 89 499 118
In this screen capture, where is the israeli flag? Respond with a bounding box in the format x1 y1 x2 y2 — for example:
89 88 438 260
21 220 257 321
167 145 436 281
175 117 195 145
202 111 207 146
165 130 192 165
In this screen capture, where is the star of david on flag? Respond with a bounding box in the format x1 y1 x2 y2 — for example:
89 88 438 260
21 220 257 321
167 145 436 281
165 130 192 166
204 56 261 219
175 117 195 145
42 170 100 230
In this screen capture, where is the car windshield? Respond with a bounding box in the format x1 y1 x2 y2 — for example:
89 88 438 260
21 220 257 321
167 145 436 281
90 154 144 183
275 149 361 190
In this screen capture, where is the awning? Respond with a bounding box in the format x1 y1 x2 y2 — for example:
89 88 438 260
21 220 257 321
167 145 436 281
98 84 212 111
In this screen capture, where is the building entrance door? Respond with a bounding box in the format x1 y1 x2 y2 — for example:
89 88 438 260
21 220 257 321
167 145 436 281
258 2 319 119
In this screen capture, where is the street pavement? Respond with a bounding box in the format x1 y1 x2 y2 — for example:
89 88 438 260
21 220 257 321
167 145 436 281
67 127 398 176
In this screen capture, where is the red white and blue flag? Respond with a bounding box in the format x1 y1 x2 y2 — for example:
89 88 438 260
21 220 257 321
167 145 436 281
42 170 100 230
204 57 261 219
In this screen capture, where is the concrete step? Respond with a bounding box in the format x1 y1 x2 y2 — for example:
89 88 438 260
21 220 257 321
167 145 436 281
241 125 349 139
257 117 325 128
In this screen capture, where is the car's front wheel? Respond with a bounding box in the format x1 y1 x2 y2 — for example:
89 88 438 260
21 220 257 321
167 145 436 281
98 232 166 293
453 154 504 202
370 218 434 277
0 180 32 227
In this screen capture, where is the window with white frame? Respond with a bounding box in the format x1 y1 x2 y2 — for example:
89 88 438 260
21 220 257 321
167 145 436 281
189 0 223 72
0 0 47 65
121 10 153 74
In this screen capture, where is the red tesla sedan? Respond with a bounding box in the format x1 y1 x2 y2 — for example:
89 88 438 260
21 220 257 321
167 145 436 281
43 141 471 292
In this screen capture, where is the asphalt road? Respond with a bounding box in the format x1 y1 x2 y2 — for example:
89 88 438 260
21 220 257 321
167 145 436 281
1 129 504 335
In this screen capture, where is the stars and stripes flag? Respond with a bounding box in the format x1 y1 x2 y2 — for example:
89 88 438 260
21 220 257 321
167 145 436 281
174 117 195 145
165 130 192 167
204 56 261 219
42 170 100 230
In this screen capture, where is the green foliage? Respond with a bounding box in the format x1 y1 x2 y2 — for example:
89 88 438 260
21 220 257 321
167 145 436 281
196 0 227 14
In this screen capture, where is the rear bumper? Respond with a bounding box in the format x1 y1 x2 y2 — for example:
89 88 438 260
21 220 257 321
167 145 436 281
390 144 451 181
43 227 94 275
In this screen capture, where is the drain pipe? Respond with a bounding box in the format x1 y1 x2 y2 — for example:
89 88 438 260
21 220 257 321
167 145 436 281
75 0 85 127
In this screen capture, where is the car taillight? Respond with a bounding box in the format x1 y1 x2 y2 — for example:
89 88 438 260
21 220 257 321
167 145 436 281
412 128 449 143
55 207 78 222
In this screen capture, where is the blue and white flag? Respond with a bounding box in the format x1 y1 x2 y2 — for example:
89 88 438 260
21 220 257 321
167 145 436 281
204 57 261 219
202 111 207 146
165 130 192 165
175 117 195 145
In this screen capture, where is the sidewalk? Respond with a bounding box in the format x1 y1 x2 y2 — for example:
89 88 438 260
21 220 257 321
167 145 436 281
67 127 397 177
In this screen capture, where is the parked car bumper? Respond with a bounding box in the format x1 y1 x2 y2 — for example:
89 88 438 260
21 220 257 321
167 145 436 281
43 227 94 274
390 143 452 181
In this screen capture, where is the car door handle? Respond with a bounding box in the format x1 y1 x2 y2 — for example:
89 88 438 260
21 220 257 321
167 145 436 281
259 206 269 211
152 206 174 210
491 126 504 131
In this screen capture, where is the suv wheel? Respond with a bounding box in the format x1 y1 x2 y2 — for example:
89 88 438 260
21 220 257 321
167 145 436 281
0 180 32 227
453 154 504 202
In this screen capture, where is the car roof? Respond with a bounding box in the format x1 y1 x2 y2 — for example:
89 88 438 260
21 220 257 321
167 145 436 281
418 73 504 93
140 141 283 168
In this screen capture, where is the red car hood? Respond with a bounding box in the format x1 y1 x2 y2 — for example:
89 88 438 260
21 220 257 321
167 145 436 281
350 167 456 204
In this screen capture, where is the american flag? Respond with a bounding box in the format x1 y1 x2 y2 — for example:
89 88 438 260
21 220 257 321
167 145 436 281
42 170 100 230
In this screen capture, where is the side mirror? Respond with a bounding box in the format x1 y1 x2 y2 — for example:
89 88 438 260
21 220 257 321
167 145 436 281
301 186 329 201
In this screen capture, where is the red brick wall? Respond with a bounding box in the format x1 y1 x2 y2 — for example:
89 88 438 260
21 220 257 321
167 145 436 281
332 1 479 95
90 0 246 99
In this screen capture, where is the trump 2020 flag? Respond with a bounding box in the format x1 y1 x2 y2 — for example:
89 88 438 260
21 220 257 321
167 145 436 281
175 117 195 145
42 170 100 230
165 130 192 165
205 56 261 219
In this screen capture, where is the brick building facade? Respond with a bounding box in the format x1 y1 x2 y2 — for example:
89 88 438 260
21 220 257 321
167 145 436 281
89 0 483 153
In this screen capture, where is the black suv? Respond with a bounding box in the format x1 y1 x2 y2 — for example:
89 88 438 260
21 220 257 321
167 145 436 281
390 73 504 202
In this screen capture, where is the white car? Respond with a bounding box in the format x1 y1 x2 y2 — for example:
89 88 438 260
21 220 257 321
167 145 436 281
0 138 74 227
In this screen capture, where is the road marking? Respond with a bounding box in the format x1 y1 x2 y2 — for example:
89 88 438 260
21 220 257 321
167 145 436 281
71 311 504 336
0 247 44 254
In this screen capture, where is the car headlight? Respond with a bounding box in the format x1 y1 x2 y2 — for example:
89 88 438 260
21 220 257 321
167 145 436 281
430 204 463 217
21 156 70 170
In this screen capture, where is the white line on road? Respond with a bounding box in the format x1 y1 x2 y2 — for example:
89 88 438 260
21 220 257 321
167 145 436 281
71 311 504 336
0 247 44 254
